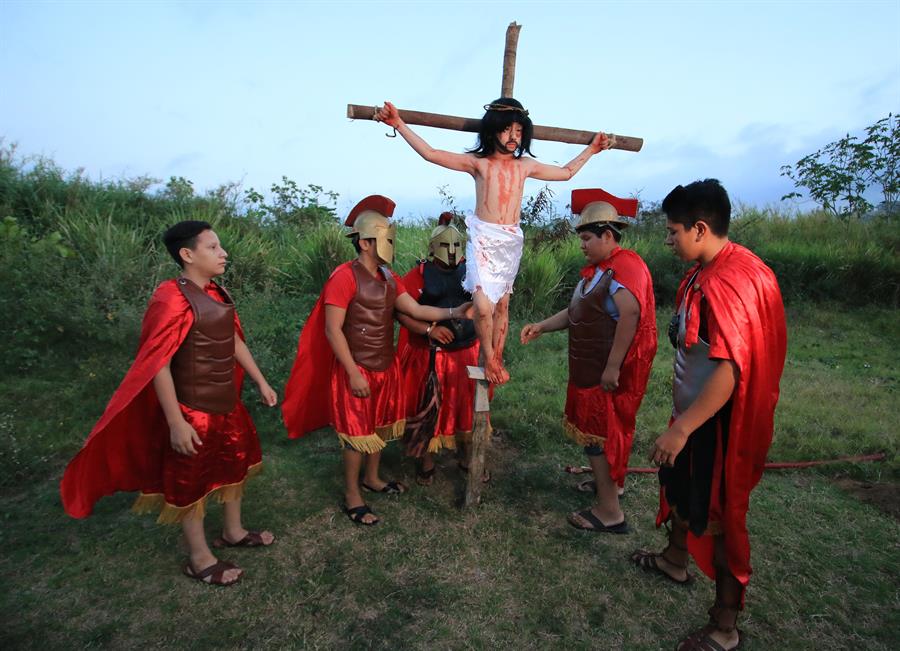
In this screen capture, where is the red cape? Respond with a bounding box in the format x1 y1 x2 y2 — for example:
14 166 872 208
396 262 426 354
60 279 246 518
595 247 658 482
281 263 347 438
659 242 787 586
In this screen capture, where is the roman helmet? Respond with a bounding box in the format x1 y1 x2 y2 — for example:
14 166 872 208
345 194 397 263
571 188 639 236
427 212 465 267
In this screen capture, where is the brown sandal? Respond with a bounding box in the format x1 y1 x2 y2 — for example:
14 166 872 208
212 530 275 548
674 626 742 650
182 560 242 586
630 549 693 585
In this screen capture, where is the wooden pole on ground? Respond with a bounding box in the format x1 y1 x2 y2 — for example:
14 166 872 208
464 365 491 507
501 22 521 98
346 104 643 152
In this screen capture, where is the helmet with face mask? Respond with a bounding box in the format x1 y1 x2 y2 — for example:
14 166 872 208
571 188 639 235
345 195 397 264
427 212 465 267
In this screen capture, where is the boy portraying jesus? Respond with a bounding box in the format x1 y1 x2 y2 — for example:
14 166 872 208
374 98 610 384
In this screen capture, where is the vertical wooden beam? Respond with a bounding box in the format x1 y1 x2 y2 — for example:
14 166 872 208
501 22 521 98
464 365 491 507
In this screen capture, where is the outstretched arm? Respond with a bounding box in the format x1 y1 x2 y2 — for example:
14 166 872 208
528 132 610 181
520 307 569 344
395 292 471 323
375 101 478 175
396 312 455 345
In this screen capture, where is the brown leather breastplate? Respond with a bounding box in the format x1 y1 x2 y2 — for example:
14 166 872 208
170 278 237 414
568 269 617 388
343 260 397 371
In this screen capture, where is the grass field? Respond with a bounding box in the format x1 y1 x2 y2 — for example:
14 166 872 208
1 302 897 650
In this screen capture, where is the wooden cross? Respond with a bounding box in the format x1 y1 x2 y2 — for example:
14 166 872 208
463 365 492 506
348 23 643 507
347 22 644 152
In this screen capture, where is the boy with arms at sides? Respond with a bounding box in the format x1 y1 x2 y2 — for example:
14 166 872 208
632 180 786 650
282 196 471 526
521 189 657 533
61 221 278 587
374 98 610 385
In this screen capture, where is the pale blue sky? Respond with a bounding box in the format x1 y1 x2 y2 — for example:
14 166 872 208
2 1 898 219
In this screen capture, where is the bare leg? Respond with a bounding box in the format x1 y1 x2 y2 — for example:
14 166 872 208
489 294 511 384
221 498 275 546
362 450 384 488
587 453 624 524
472 289 506 384
182 513 242 584
343 448 377 524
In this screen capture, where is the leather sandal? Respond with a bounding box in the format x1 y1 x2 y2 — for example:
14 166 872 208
212 530 276 548
182 560 242 586
630 548 694 585
344 504 379 526
361 480 408 494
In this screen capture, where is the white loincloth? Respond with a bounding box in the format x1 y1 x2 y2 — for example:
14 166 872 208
462 214 524 304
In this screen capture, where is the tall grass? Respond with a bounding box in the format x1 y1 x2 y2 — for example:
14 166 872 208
1 146 898 372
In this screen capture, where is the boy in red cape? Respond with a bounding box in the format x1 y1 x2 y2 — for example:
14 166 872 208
631 179 787 650
61 221 278 587
282 196 470 526
520 189 657 533
396 212 480 485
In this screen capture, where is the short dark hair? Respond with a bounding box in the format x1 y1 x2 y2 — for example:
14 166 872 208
468 97 534 158
576 223 622 243
163 220 212 268
661 179 731 236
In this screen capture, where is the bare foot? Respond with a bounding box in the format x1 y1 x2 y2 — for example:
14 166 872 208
485 357 510 385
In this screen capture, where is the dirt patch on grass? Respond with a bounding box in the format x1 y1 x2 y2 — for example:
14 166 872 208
834 478 900 521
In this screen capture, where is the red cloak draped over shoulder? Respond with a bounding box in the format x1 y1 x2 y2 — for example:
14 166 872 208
594 247 658 483
60 279 247 518
659 242 787 586
281 264 348 439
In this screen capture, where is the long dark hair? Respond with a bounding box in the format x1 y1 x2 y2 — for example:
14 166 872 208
468 97 534 158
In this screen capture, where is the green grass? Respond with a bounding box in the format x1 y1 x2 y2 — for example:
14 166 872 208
1 302 897 650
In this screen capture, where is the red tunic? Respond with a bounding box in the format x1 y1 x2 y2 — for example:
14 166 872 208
564 246 657 486
397 263 479 449
282 261 408 453
657 242 787 588
60 280 261 523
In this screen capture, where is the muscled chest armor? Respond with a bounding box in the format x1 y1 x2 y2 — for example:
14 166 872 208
568 269 617 388
672 276 718 416
420 262 476 350
343 260 397 371
170 279 237 414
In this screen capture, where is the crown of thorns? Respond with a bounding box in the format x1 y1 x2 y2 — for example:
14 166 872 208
483 103 529 116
